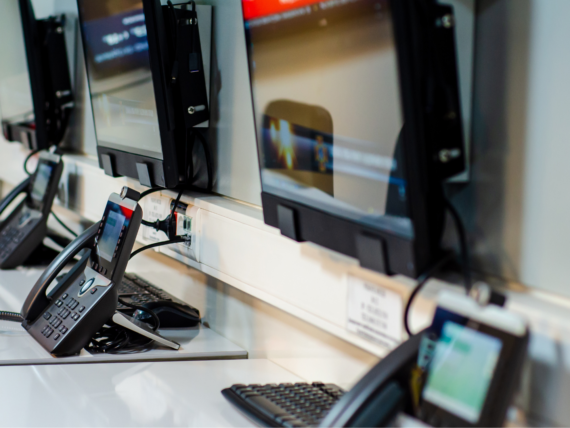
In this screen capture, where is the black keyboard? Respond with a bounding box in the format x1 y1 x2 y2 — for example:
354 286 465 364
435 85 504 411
117 273 200 328
222 382 345 427
117 273 178 306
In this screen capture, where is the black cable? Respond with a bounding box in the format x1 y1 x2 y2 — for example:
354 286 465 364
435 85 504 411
23 148 42 176
130 236 187 260
140 188 163 200
444 197 472 293
169 188 184 236
141 188 184 238
87 301 161 354
50 211 78 238
404 253 454 337
0 311 23 323
87 324 155 355
403 195 473 336
118 298 160 331
142 219 155 228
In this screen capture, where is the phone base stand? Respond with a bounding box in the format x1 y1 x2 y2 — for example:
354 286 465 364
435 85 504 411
112 312 180 350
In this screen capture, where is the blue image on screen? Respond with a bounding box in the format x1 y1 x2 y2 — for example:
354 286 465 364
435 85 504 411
98 210 126 262
82 9 149 76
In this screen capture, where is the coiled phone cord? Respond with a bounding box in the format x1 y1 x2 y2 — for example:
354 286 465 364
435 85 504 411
0 311 23 323
87 300 160 355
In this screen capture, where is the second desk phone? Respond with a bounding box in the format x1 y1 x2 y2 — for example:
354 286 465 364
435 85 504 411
0 150 63 269
0 187 183 356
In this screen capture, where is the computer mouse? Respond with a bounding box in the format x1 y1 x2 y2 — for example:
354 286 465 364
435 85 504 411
134 301 201 329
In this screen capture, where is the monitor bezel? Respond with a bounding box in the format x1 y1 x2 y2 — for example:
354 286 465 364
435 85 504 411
76 0 181 189
19 0 48 150
18 0 74 151
243 0 459 277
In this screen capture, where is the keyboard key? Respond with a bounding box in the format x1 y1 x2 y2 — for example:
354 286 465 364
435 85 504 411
231 384 246 393
43 313 51 320
244 395 288 420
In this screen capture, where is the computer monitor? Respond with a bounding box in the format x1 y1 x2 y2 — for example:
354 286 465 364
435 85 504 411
3 0 74 150
242 0 465 277
76 0 210 189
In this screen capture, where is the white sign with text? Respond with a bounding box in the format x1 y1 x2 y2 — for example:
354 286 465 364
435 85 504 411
347 276 403 348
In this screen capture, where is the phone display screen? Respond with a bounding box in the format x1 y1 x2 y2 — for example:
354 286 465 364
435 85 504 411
77 0 163 160
423 321 503 423
243 0 411 238
31 163 53 203
98 211 126 262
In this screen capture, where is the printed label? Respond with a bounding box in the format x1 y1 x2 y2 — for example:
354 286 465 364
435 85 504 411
347 276 403 348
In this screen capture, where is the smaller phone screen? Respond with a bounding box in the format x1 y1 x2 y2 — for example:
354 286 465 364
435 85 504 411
422 321 503 423
98 210 126 262
31 163 53 202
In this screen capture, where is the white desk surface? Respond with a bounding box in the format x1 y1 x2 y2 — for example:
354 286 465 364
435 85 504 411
0 269 247 364
0 359 303 427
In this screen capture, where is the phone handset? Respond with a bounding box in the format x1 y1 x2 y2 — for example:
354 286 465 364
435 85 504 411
319 334 421 428
0 177 32 218
21 222 99 325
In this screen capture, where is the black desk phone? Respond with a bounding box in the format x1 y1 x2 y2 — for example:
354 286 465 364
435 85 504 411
223 292 529 427
0 150 63 269
16 187 151 357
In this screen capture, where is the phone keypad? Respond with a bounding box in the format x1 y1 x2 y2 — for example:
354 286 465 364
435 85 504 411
31 272 115 355
0 209 43 265
41 326 54 338
66 298 79 310
58 308 71 319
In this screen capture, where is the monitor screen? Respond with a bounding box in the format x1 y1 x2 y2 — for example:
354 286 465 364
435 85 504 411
77 0 163 160
98 210 126 262
422 321 503 423
31 162 53 202
244 0 410 238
